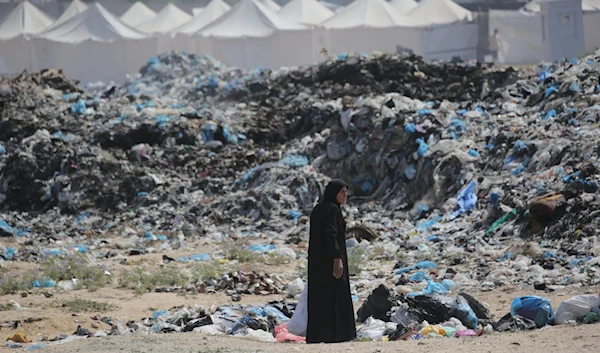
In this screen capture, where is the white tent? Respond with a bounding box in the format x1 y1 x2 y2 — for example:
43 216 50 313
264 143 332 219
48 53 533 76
0 0 54 38
407 0 472 25
171 0 231 53
52 0 88 27
319 0 344 13
322 0 418 28
389 0 418 13
279 0 334 25
523 0 600 12
39 2 146 41
136 3 191 34
192 7 204 16
321 0 420 56
202 0 305 38
120 1 156 27
33 3 155 83
256 0 281 12
175 0 231 34
200 0 314 68
0 0 54 74
587 0 600 8
406 0 477 61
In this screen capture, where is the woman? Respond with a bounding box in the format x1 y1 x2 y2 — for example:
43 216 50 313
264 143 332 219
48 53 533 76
307 179 356 344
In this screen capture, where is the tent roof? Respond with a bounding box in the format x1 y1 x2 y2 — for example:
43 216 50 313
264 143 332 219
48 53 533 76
38 2 147 43
0 0 54 39
319 0 344 13
389 0 418 13
53 0 88 27
523 0 600 12
201 0 306 38
322 0 417 29
120 1 156 28
407 0 473 25
192 7 204 16
175 0 230 34
279 0 334 25
136 3 192 34
256 0 281 12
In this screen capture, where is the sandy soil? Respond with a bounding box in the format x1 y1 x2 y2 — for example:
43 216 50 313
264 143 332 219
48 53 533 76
2 236 600 353
1 285 599 353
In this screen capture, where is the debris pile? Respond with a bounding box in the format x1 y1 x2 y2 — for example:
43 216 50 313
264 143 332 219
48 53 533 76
1 50 600 300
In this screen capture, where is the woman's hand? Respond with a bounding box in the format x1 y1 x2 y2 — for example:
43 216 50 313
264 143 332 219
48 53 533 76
333 258 343 279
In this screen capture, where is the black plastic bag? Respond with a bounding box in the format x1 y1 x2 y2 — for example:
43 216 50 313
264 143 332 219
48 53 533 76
402 294 457 324
495 313 537 332
356 284 397 323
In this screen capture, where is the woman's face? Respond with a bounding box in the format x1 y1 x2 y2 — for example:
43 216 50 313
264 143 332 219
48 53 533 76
336 186 348 205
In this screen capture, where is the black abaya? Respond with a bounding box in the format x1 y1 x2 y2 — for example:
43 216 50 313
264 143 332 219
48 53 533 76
306 180 356 344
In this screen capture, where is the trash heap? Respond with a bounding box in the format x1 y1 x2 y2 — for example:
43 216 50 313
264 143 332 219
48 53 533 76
353 284 600 342
1 50 600 293
7 286 596 347
5 302 306 348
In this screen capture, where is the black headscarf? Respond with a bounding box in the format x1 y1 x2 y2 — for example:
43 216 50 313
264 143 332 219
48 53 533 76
322 179 349 205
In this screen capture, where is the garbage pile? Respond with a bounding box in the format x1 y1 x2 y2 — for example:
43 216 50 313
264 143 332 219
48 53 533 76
5 302 306 348
1 49 600 295
7 286 596 348
353 285 600 342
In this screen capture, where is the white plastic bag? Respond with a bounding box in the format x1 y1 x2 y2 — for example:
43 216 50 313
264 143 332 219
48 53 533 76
287 283 308 337
238 328 276 343
555 295 600 325
357 317 390 341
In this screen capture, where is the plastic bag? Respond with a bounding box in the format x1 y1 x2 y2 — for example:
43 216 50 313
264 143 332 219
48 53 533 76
510 296 554 328
494 313 536 332
287 283 308 336
192 324 226 335
422 280 449 295
555 295 600 325
275 323 306 343
390 307 420 328
357 284 396 323
455 296 478 329
357 317 388 341
457 293 492 320
238 328 276 343
403 295 457 325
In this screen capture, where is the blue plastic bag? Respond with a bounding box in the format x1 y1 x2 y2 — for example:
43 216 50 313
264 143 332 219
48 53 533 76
0 220 15 236
70 100 86 115
450 181 477 220
409 271 427 283
262 306 289 321
422 280 448 295
2 247 15 260
510 296 555 328
442 279 456 290
248 244 276 253
279 155 308 167
415 261 438 269
456 301 478 329
416 138 428 157
152 310 168 319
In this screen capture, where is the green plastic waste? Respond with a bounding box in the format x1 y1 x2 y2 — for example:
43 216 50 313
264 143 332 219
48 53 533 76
584 311 599 324
486 208 517 235
443 326 457 337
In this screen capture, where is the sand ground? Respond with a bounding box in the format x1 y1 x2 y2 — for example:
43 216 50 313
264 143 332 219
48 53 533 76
1 284 599 353
2 237 600 353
